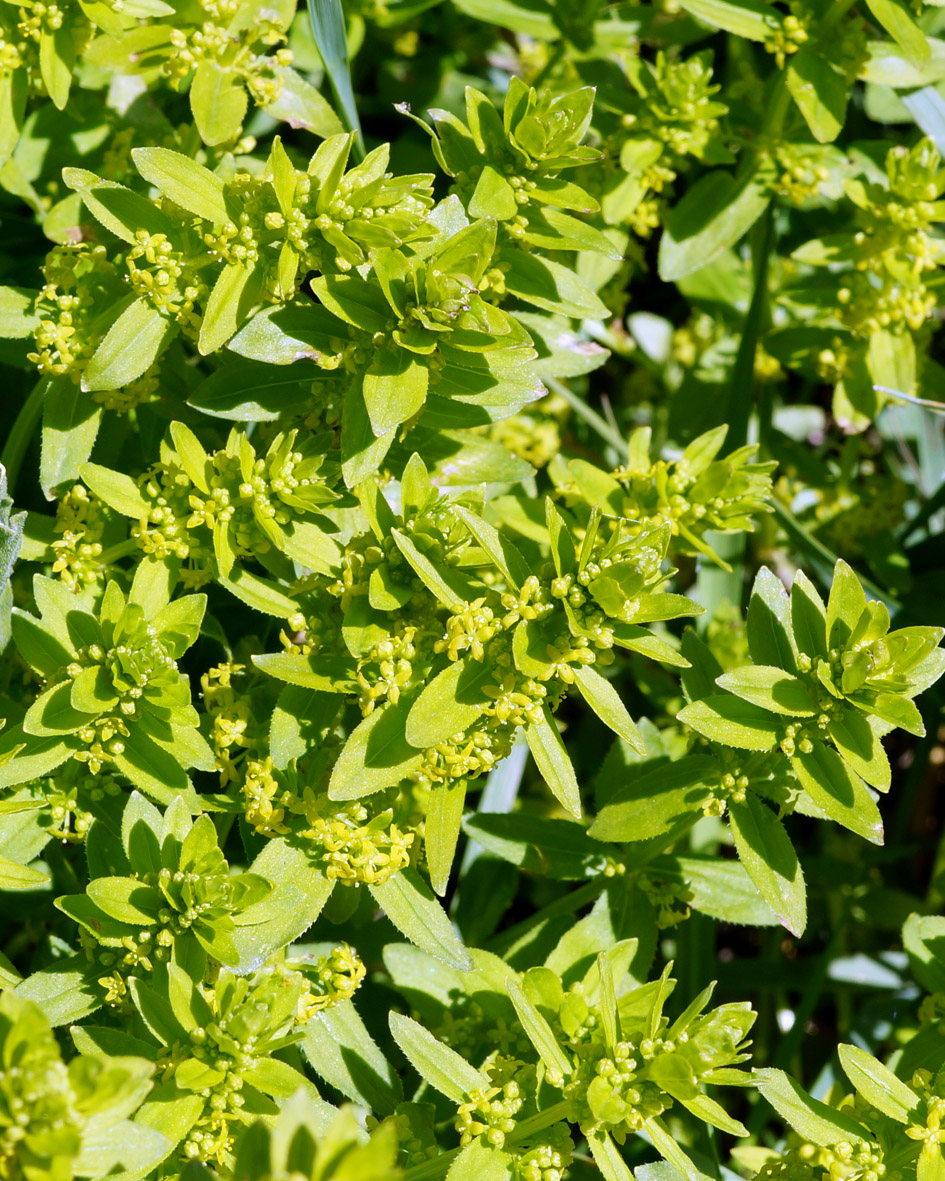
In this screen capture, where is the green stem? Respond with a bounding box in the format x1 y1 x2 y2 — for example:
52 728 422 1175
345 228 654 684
546 378 627 459
726 201 774 453
770 500 899 610
1 379 45 495
99 538 139 566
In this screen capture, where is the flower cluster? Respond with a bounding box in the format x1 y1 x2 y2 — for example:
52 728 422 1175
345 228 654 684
598 51 728 235
552 424 775 570
83 424 338 587
27 244 124 381
422 78 606 255
0 991 156 1180
9 576 212 788
242 758 417 885
258 456 697 828
291 942 366 1018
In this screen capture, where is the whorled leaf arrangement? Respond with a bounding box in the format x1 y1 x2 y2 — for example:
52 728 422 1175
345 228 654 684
0 1 944 1180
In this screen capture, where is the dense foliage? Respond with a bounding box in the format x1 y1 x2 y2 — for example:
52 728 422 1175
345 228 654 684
1 0 945 1178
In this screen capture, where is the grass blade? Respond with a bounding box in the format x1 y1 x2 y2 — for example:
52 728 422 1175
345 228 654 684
307 0 364 159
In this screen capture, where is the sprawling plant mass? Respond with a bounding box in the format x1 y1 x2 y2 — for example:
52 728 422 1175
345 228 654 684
1 0 945 1177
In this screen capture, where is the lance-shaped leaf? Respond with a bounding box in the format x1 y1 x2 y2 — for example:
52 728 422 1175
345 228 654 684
729 795 806 936
371 868 470 969
389 1013 487 1102
525 706 582 818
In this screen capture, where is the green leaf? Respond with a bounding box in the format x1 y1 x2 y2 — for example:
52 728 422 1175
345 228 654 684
15 954 102 1026
300 999 402 1113
0 726 73 790
342 384 396 487
0 287 39 339
716 666 817 717
837 1044 919 1121
0 854 48 890
131 147 229 223
505 975 572 1077
659 164 774 281
525 706 582 818
756 1068 869 1146
73 1119 169 1178
425 779 467 897
370 868 471 969
676 0 774 40
465 812 607 879
677 697 781 751
41 378 102 498
587 1130 635 1181
450 0 558 38
791 571 828 660
589 756 718 843
86 876 159 925
82 296 176 392
866 0 930 64
70 665 118 713
24 681 97 737
747 568 797 672
670 855 779 926
199 263 262 356
390 528 465 610
328 696 425 801
389 1012 487 1102
572 665 645 753
253 651 356 692
39 22 75 109
307 0 364 155
786 50 849 143
469 164 518 219
232 840 332 970
270 686 339 769
188 359 312 421
264 65 346 139
11 607 73 678
827 560 867 651
452 504 531 590
362 348 429 436
112 727 200 808
190 61 248 146
79 463 150 517
62 169 174 245
503 251 610 319
309 274 391 333
447 1144 515 1181
644 1116 710 1181
903 914 945 993
728 795 806 936
405 658 493 748
828 712 891 791
790 745 884 844
134 1086 203 1159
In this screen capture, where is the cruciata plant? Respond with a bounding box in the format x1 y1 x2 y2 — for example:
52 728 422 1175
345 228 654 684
1 0 945 1179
